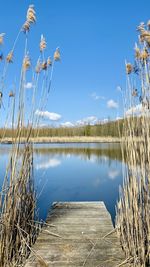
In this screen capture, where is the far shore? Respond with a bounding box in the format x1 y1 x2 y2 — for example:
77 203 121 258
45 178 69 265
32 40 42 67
0 136 122 144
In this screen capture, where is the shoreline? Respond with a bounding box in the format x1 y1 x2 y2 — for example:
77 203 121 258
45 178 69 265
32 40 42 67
0 136 121 144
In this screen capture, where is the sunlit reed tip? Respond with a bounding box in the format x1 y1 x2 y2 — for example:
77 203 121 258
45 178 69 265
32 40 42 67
22 21 31 33
27 5 36 24
137 22 145 32
6 51 13 63
40 35 47 52
138 27 150 46
41 61 47 70
47 57 52 66
54 47 60 61
126 63 132 74
23 53 31 71
140 48 149 60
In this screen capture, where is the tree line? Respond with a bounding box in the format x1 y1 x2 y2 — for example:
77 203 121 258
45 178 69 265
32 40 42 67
0 120 124 138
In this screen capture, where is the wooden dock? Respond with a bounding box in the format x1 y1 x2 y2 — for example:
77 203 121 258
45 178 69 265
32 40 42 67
25 202 128 267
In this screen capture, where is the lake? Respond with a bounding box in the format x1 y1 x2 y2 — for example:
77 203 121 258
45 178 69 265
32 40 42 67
0 142 123 224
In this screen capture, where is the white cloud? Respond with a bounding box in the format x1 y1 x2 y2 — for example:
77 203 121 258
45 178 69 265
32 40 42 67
116 116 122 120
107 99 119 109
35 110 61 121
36 158 61 170
89 155 97 163
61 122 74 127
102 118 108 124
59 116 113 127
108 169 119 180
91 92 105 101
76 116 98 126
126 104 142 116
37 123 47 128
25 82 33 89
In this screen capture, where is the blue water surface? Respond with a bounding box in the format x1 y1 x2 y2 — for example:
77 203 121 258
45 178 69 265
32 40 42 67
0 143 123 223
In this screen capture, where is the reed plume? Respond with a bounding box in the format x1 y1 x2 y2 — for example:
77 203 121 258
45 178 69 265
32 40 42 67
6 51 13 63
22 21 31 33
47 57 52 66
54 47 60 61
23 53 31 71
26 5 36 24
40 35 47 52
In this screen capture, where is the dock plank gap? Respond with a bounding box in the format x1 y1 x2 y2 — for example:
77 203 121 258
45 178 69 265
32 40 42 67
25 201 128 267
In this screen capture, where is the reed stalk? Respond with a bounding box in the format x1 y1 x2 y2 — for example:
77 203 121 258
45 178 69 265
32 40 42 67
116 21 150 267
0 4 60 266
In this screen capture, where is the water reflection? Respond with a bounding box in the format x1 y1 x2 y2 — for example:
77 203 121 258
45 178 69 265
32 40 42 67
108 169 120 180
34 143 122 162
35 158 61 170
0 143 123 224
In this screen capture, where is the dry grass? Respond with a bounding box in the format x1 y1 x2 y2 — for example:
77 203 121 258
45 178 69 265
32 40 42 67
0 4 60 267
0 144 37 266
116 21 150 267
0 136 121 143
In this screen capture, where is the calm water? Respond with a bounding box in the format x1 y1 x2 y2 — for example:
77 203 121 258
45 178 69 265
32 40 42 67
0 143 123 223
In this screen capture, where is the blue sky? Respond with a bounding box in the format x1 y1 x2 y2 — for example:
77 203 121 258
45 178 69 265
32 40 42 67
0 0 150 127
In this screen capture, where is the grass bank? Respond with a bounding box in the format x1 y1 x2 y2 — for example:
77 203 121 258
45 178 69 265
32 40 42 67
0 136 121 143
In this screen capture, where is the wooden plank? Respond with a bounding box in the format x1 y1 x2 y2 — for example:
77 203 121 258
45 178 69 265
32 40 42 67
25 201 128 267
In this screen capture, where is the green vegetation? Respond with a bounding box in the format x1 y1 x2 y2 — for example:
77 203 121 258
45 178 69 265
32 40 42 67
0 117 146 139
0 119 124 138
34 144 122 162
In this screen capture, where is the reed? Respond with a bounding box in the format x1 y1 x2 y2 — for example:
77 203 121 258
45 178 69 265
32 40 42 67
0 144 37 266
0 4 60 266
116 21 150 266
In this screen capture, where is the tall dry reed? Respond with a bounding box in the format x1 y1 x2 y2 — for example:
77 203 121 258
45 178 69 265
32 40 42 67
116 21 150 267
0 4 60 266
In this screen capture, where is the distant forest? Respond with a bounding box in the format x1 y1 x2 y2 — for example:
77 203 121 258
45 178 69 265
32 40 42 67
0 120 124 138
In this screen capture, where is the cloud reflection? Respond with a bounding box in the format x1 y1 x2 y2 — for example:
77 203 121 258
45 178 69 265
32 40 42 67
36 158 61 170
108 169 119 180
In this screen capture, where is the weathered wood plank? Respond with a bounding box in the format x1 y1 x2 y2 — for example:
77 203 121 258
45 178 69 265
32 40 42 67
25 201 128 267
